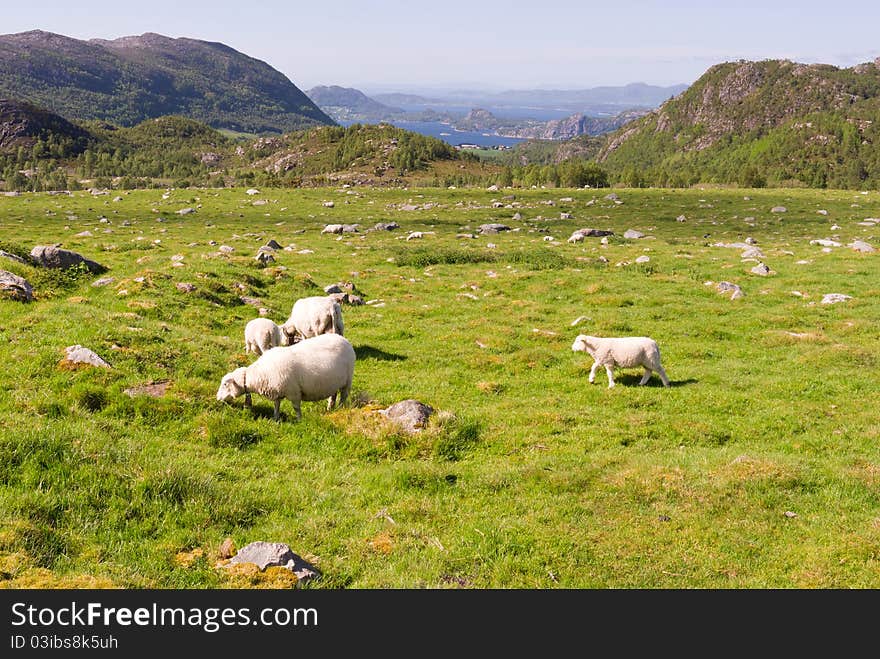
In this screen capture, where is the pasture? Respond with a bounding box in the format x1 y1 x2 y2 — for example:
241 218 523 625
1 184 878 588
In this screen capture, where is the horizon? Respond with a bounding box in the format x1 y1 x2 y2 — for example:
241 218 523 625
1 1 878 93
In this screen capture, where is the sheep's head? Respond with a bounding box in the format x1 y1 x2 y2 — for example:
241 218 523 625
281 323 301 344
571 335 596 357
216 367 247 402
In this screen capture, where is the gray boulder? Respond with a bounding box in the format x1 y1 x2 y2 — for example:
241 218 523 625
225 541 321 582
0 250 28 265
478 223 511 234
623 229 645 240
373 222 400 231
63 345 111 368
30 245 107 273
0 270 34 301
381 399 434 432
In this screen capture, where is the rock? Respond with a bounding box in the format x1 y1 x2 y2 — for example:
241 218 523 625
750 263 772 276
62 345 111 369
560 212 572 220
512 212 522 221
817 210 828 215
255 251 275 266
715 281 744 300
380 399 434 432
771 206 787 213
740 247 764 259
176 282 196 293
176 207 195 215
623 229 645 240
604 193 619 201
373 222 399 231
321 224 344 234
74 230 93 238
92 277 116 287
322 201 335 208
745 237 757 245
225 541 320 582
634 255 650 264
406 231 424 240
218 245 235 254
0 270 34 301
245 189 260 195
676 214 687 222
264 239 282 250
809 239 841 247
821 293 852 305
478 223 511 234
0 250 28 265
30 245 107 273
849 240 875 253
567 228 614 243
240 296 263 308
252 199 268 206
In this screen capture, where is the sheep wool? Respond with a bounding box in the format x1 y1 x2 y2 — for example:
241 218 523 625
244 317 287 355
281 295 344 344
217 333 356 421
572 334 670 388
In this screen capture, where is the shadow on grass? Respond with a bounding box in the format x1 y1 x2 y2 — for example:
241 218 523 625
612 374 699 388
355 344 407 361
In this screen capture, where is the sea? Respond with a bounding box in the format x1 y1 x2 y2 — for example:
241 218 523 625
337 119 527 149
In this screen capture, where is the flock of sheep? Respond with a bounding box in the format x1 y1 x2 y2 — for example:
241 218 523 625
216 292 671 422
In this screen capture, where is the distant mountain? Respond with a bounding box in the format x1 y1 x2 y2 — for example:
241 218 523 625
453 107 649 139
0 97 90 151
595 57 880 188
306 85 403 122
0 30 334 134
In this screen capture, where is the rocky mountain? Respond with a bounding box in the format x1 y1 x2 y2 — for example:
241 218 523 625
453 107 648 139
0 98 90 151
0 30 334 134
306 85 403 123
595 58 880 187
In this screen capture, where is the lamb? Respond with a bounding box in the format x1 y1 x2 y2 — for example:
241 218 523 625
281 295 344 344
216 333 356 421
571 334 670 388
244 317 288 356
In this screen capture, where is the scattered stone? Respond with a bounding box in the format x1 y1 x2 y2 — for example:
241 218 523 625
252 199 267 206
560 212 572 220
0 270 34 301
750 263 772 276
264 239 282 250
373 222 399 231
176 207 195 215
218 245 235 254
380 399 434 433
741 247 764 259
225 541 320 583
623 229 645 240
239 296 263 307
783 511 798 518
92 277 116 287
810 239 841 247
406 231 425 240
849 240 875 253
676 214 687 222
817 209 828 215
30 245 107 273
745 237 757 245
74 230 93 238
604 193 619 201
0 250 28 265
255 251 275 266
478 223 511 234
124 380 170 398
245 189 260 195
821 293 852 305
635 255 650 264
567 228 614 243
512 212 522 221
771 206 787 213
176 282 196 293
715 281 744 300
322 201 335 208
62 345 111 369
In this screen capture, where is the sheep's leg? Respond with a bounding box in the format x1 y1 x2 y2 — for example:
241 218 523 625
273 399 281 421
339 384 351 407
605 365 616 388
588 362 600 384
639 368 652 385
245 392 252 407
657 366 671 387
327 392 337 411
293 400 302 421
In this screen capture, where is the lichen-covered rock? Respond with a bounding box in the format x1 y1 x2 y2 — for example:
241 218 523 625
380 399 434 432
62 345 111 369
30 245 107 273
225 541 320 583
0 270 34 301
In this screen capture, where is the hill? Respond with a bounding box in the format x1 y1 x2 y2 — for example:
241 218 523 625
306 86 404 123
0 97 90 151
0 30 334 134
595 58 880 188
455 108 649 139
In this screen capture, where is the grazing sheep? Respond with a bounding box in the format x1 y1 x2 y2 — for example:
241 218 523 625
281 295 344 344
571 334 670 388
217 333 356 421
244 317 288 356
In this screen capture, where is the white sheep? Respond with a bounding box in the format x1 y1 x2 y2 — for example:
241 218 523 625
216 333 356 421
281 295 344 344
571 334 670 388
244 317 288 356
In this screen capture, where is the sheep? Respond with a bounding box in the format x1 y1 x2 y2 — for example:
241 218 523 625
281 295 344 344
244 317 288 356
216 333 356 421
571 334 670 388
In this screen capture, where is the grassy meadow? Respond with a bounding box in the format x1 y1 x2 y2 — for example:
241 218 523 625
1 184 879 588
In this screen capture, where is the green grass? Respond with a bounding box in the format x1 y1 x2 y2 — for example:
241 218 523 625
1 185 879 588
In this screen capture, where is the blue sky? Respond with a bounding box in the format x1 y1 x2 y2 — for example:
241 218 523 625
4 0 879 92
